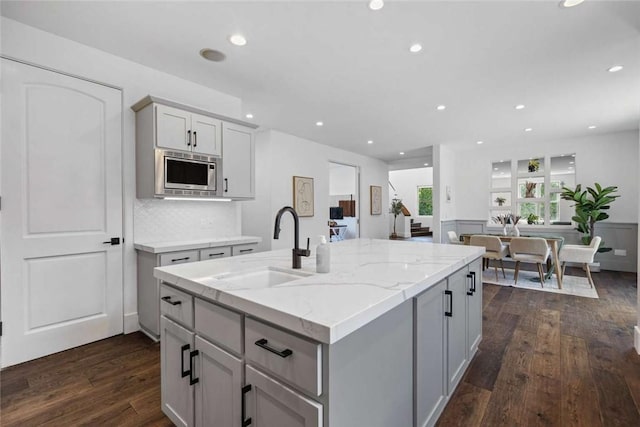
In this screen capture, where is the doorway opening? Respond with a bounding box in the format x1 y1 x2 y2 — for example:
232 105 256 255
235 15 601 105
328 162 359 242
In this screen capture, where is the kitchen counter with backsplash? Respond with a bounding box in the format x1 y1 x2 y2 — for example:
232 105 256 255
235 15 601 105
134 235 261 254
155 238 484 427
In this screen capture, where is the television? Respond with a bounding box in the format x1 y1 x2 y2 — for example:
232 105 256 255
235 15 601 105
329 206 344 220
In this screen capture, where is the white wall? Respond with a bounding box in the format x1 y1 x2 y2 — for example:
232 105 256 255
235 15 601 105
389 167 434 228
329 164 357 195
455 131 639 223
1 17 243 332
242 130 390 253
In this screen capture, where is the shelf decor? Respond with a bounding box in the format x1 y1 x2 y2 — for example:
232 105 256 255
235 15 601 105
528 159 540 172
525 181 537 198
293 176 314 217
370 185 382 215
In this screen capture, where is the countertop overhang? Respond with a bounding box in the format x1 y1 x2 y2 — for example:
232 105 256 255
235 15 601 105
134 236 262 254
154 239 484 344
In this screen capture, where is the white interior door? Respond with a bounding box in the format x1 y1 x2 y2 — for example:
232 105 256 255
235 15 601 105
1 59 124 367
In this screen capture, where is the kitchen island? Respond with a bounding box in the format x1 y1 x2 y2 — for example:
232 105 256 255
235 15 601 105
155 238 484 427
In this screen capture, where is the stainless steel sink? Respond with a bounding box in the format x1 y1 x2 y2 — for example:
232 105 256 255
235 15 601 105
214 266 313 287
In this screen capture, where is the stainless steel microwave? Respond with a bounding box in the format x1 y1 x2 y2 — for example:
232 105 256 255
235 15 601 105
155 149 221 198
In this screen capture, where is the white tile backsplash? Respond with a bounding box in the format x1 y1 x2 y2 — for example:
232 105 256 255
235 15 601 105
134 199 241 242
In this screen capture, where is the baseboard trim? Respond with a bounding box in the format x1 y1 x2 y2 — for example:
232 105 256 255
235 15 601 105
124 312 140 334
635 326 640 355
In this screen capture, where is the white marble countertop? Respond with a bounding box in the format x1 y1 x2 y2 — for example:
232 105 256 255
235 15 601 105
134 236 262 254
154 238 484 344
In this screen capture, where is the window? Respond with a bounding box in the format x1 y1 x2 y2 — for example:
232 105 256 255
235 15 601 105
418 186 433 216
489 155 576 226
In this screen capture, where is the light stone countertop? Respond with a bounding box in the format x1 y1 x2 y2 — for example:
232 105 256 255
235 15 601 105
154 238 484 344
134 236 262 254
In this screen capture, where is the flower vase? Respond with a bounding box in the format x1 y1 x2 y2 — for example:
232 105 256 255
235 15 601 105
512 224 520 237
502 225 508 236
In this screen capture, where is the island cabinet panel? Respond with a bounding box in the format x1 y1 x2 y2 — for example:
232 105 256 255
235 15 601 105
161 316 195 427
466 259 483 356
446 267 469 394
195 298 243 355
160 284 194 329
245 318 322 397
195 336 243 427
246 365 323 427
415 280 447 427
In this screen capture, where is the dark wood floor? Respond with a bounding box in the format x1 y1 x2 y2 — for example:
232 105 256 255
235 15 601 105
438 268 640 427
1 268 638 426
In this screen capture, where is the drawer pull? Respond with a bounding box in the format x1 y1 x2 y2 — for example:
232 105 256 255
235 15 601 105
161 296 182 306
189 350 200 386
470 271 477 293
171 257 190 263
241 384 252 426
466 273 474 296
239 249 253 253
255 338 293 358
208 252 225 257
181 344 190 378
445 290 453 317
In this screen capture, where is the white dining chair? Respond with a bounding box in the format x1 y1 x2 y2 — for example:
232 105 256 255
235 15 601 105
558 236 601 288
469 235 508 281
447 231 463 245
509 237 550 287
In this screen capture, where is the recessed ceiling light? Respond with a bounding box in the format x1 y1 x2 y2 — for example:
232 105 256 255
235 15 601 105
424 163 429 166
524 128 533 132
588 125 597 129
199 48 226 62
515 104 525 110
494 167 499 171
367 140 373 144
369 0 384 11
409 44 422 53
559 0 585 8
229 34 247 46
476 141 484 145
316 121 323 127
436 105 446 111
399 152 405 155
572 154 576 157
569 166 574 169
569 161 575 164
245 113 253 119
608 65 624 73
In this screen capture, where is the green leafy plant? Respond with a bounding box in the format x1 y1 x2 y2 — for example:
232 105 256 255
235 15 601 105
494 196 506 206
527 213 539 225
528 159 540 172
390 198 404 238
560 183 620 252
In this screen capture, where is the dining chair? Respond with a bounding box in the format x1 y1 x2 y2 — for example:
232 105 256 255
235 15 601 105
509 237 550 287
558 236 601 288
447 231 463 245
469 235 508 281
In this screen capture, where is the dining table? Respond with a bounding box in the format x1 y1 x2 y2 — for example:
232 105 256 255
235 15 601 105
460 233 564 288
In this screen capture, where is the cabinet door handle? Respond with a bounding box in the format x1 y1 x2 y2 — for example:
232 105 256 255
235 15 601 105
187 130 191 146
239 249 253 253
161 295 182 306
189 350 199 386
180 344 190 378
470 271 477 293
208 252 225 257
255 338 293 358
241 384 252 427
466 273 474 296
193 131 197 147
224 178 229 193
444 290 453 317
171 257 190 263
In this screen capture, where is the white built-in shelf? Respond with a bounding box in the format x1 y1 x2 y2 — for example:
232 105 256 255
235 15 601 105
489 205 512 210
516 197 544 203
490 187 511 193
517 172 545 179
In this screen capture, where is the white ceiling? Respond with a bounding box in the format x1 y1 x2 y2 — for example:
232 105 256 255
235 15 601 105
3 1 639 163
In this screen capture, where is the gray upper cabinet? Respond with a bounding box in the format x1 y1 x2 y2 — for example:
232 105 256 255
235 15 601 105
156 104 222 156
222 122 255 199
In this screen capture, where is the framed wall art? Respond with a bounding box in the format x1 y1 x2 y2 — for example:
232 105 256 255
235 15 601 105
293 176 314 217
370 185 382 215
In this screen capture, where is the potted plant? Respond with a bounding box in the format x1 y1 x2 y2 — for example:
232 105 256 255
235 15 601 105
528 159 540 172
527 213 539 225
494 196 506 206
560 183 620 253
390 198 404 239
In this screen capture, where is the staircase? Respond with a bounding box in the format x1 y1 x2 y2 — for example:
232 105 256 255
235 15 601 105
410 221 431 237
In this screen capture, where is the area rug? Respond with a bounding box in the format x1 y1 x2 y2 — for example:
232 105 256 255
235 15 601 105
481 268 599 299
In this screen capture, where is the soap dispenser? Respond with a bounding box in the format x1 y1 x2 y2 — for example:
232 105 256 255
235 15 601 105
316 235 330 273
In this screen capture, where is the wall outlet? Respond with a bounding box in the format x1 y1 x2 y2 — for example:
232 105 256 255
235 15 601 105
614 249 627 256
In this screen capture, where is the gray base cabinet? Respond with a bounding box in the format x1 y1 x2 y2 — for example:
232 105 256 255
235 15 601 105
161 317 195 427
415 259 483 427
